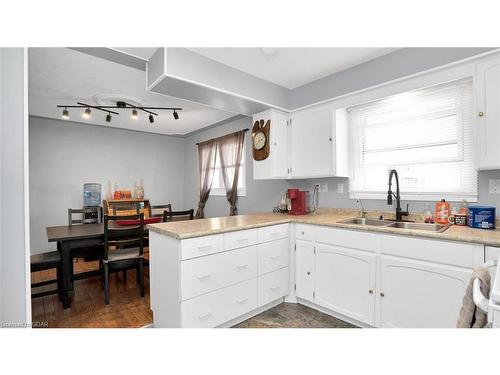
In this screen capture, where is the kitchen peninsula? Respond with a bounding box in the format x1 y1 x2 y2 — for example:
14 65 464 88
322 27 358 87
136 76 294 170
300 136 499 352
148 209 500 328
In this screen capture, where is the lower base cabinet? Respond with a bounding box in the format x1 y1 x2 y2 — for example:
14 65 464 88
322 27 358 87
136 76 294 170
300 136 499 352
315 243 376 326
258 267 289 307
379 256 471 328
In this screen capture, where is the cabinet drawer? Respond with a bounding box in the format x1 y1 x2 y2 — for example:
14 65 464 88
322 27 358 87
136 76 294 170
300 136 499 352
224 229 258 251
380 234 483 268
258 237 289 275
258 267 289 307
181 278 257 328
258 223 289 243
296 224 314 241
316 226 378 252
181 234 224 260
181 246 257 300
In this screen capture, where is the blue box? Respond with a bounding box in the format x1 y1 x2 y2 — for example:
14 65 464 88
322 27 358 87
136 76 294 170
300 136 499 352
468 206 496 229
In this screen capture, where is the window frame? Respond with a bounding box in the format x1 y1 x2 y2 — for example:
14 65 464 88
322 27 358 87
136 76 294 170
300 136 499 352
209 144 247 197
345 77 477 202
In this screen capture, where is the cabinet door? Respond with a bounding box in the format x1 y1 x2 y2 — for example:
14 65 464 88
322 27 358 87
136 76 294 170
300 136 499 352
315 243 376 325
290 103 335 177
295 239 314 301
477 57 500 170
271 111 289 178
379 255 470 328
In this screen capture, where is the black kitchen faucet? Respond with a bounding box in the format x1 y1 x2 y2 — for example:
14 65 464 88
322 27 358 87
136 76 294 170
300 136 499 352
387 169 409 221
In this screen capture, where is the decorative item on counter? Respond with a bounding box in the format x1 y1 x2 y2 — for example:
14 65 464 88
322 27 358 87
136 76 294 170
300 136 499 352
448 205 458 224
468 206 496 229
435 199 450 224
106 180 113 200
113 189 132 200
136 178 144 199
453 213 467 226
423 203 434 223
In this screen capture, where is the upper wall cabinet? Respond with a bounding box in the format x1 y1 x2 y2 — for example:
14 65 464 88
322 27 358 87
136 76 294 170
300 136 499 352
252 103 348 180
290 103 347 178
476 56 500 170
252 109 289 179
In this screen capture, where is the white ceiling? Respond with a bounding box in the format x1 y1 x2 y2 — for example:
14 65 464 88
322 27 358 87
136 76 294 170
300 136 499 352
188 47 399 89
28 48 236 136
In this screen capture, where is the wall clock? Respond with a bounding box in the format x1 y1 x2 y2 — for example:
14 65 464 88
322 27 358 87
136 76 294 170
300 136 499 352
252 119 270 161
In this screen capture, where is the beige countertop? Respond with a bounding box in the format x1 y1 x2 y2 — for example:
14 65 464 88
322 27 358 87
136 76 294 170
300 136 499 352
147 208 500 247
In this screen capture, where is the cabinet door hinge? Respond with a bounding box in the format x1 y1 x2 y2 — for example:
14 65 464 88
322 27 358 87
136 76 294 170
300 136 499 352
294 244 296 251
313 291 315 299
294 284 296 291
313 245 316 254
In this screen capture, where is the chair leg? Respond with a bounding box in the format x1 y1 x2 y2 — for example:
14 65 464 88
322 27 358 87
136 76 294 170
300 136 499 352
122 270 127 282
56 265 63 301
139 259 145 297
136 266 140 284
104 263 110 305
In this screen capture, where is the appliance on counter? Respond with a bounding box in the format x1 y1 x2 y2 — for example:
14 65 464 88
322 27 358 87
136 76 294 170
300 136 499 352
83 183 102 223
287 188 309 215
468 206 496 229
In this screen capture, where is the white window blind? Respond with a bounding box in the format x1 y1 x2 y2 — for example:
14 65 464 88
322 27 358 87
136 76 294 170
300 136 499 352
349 79 477 201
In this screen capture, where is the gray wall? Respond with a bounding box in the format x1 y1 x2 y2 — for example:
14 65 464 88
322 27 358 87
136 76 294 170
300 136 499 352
183 116 294 218
29 116 186 254
1 48 29 325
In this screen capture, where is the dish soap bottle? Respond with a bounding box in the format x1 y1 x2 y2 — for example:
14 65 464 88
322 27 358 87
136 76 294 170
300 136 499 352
435 199 450 224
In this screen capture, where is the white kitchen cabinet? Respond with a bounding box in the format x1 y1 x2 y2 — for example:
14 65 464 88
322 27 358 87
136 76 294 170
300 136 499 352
252 109 289 179
476 56 500 170
290 103 348 178
379 255 470 328
314 243 377 326
295 239 314 301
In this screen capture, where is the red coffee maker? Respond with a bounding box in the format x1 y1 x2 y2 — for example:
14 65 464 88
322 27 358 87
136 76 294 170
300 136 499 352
288 188 309 215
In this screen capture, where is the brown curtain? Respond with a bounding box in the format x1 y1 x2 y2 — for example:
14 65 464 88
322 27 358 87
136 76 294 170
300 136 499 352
196 139 217 218
217 130 246 216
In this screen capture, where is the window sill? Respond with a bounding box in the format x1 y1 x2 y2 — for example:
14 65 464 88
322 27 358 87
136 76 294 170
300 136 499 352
210 188 247 197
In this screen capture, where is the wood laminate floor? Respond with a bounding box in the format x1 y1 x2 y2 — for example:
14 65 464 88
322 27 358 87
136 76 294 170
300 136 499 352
32 260 355 328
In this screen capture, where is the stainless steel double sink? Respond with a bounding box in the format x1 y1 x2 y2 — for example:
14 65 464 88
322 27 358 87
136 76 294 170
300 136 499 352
338 217 450 233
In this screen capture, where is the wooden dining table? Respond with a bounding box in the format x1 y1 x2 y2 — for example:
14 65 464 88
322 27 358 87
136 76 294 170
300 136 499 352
46 223 149 309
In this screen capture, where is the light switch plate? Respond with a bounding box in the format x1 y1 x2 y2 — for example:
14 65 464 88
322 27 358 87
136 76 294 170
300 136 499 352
489 179 500 194
337 183 344 193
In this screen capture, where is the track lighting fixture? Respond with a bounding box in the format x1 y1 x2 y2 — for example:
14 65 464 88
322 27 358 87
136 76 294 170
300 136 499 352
57 101 182 125
83 107 91 119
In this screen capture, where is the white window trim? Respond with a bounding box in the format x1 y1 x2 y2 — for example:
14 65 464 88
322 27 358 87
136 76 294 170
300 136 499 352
338 68 478 202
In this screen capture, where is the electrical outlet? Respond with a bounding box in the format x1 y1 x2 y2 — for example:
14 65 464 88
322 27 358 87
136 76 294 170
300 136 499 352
489 179 500 194
336 183 344 193
321 183 328 193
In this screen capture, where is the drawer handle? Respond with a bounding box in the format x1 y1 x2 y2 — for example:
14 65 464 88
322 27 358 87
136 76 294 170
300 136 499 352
236 297 249 304
269 255 280 260
197 245 212 252
270 285 280 291
301 231 305 235
197 312 212 320
236 264 249 270
196 274 212 281
236 238 249 244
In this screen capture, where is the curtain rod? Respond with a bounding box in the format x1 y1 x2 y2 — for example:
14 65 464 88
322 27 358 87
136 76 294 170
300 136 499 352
195 128 249 145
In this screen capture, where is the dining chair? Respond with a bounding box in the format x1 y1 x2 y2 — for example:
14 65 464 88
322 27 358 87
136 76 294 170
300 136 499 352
151 204 172 219
102 214 146 305
30 251 62 299
163 209 195 222
67 207 105 280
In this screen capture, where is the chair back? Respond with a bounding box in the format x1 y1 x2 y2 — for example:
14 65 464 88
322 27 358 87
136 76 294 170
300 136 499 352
163 209 194 222
103 214 144 261
151 204 172 219
68 207 102 226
